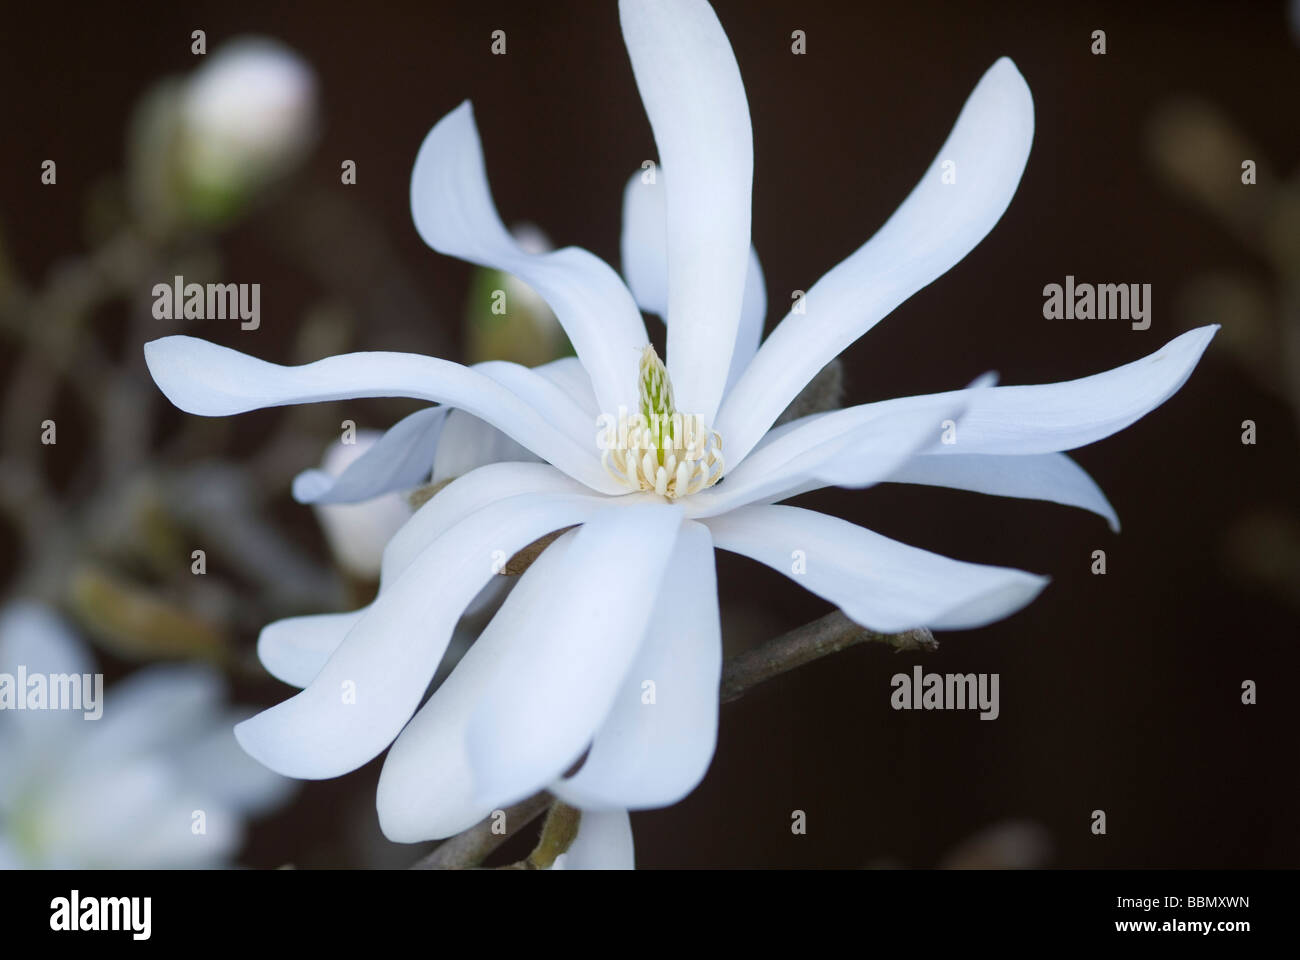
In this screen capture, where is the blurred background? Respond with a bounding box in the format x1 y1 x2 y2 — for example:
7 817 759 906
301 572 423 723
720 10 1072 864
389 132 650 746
0 0 1297 868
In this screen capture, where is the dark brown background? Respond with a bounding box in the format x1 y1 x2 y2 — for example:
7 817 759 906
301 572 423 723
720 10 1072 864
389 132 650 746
1 0 1297 868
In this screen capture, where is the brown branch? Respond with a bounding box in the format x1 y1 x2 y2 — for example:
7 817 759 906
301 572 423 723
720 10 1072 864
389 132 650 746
410 791 554 870
720 610 937 704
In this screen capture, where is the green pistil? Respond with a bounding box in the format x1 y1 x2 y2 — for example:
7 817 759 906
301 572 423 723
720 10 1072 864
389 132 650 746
639 344 675 466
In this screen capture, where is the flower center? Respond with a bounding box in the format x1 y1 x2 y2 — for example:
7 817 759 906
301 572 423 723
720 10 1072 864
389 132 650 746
601 345 724 499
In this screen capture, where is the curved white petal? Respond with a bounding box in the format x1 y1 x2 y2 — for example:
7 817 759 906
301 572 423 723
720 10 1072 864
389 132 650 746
465 503 684 811
292 407 447 505
234 492 613 780
916 327 1218 455
291 354 602 505
685 380 989 518
260 463 593 691
533 355 601 420
258 577 515 694
705 505 1048 632
257 609 366 688
551 520 719 810
620 171 767 394
553 809 635 870
619 173 669 319
378 527 585 841
410 101 647 417
734 247 767 389
704 326 1214 513
474 360 597 447
620 0 753 423
382 461 595 588
431 410 537 483
885 452 1120 532
143 335 620 494
718 58 1034 466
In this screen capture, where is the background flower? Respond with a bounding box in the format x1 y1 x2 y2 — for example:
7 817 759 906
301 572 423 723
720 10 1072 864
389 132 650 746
0 603 293 868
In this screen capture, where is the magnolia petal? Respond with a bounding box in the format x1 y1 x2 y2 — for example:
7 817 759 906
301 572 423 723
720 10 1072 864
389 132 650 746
410 101 647 417
619 172 669 319
705 505 1048 632
685 381 987 518
553 809 636 870
915 327 1218 455
620 0 753 423
718 58 1034 466
431 410 537 483
258 575 515 693
465 503 684 811
378 528 586 841
143 335 618 494
704 326 1215 511
475 360 597 447
885 452 1120 532
620 171 767 393
291 354 599 504
292 407 448 505
551 521 719 810
263 462 615 692
533 355 601 420
234 492 612 780
257 609 366 688
382 461 593 588
733 247 767 390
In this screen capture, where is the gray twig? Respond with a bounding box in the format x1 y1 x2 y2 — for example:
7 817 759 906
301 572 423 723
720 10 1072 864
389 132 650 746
721 610 937 704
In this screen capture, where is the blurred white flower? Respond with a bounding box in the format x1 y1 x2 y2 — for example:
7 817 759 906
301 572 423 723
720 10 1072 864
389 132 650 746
145 0 1215 845
0 603 292 869
179 36 317 206
307 431 415 580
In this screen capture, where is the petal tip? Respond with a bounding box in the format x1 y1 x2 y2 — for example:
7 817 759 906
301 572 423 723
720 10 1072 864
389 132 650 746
291 468 330 504
143 335 211 415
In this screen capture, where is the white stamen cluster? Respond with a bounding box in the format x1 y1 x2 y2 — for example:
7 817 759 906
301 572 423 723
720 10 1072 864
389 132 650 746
601 345 725 499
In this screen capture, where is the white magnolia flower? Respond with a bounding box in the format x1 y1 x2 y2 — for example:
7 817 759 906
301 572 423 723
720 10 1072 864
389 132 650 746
179 36 317 200
0 603 292 868
144 0 1215 844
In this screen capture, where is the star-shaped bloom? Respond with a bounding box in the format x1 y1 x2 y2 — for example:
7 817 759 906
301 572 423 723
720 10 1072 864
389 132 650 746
144 0 1215 842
